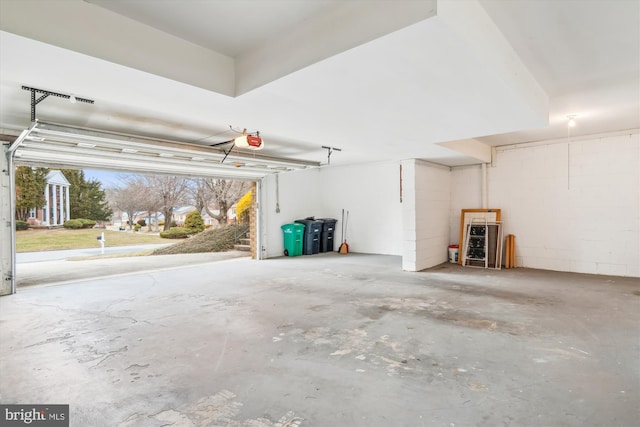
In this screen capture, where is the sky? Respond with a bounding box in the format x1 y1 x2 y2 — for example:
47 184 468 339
83 170 130 188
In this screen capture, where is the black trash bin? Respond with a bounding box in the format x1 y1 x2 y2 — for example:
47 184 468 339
317 218 337 252
295 219 323 255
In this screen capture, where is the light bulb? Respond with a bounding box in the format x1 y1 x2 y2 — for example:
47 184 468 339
234 135 248 147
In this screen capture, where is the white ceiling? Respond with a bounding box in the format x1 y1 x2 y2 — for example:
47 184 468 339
88 0 343 58
0 0 638 168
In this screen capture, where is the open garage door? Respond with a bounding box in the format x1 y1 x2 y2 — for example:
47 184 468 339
1 121 319 295
11 121 318 179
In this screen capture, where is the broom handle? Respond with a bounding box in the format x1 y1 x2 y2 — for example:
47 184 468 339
345 211 349 241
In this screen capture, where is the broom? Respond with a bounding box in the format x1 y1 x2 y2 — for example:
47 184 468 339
339 210 349 254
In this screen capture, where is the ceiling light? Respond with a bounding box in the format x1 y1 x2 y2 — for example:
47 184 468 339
191 156 204 161
121 148 138 154
567 115 577 128
69 95 77 104
77 142 95 148
158 153 173 158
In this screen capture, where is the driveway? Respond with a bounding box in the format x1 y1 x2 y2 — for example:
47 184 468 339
16 243 173 263
16 248 250 287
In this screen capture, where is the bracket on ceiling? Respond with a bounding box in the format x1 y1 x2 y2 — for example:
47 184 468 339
210 127 243 164
22 86 94 122
322 146 342 165
210 138 235 163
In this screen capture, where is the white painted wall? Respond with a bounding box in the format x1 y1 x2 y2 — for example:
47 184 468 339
402 160 452 271
450 131 640 277
262 161 403 258
262 168 322 259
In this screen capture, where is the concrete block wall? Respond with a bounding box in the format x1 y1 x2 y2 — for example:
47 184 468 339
402 160 451 271
449 164 483 243
450 131 640 277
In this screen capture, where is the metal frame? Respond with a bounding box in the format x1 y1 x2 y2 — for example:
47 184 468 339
1 142 17 295
22 86 94 122
12 121 319 180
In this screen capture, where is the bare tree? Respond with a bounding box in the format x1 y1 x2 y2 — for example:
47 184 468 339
187 178 209 213
140 190 162 232
128 177 163 231
144 175 190 231
110 180 146 230
191 178 251 226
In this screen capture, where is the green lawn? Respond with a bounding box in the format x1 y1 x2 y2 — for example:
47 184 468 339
16 228 167 252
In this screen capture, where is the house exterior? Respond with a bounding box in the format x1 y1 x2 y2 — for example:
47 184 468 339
173 205 236 227
27 170 71 227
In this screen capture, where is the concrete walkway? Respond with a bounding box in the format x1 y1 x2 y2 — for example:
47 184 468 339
1 253 639 426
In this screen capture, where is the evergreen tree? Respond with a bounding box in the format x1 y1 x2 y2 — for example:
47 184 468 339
61 169 113 221
15 166 48 221
184 210 205 232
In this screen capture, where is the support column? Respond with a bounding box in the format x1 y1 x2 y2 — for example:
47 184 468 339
43 183 50 226
52 184 58 225
65 185 70 222
58 185 63 225
58 185 63 223
1 143 15 295
401 159 452 271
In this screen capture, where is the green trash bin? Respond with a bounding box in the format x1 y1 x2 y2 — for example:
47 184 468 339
281 223 305 256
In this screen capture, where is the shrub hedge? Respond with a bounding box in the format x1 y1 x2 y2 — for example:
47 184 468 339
159 227 197 239
15 220 29 231
63 218 96 229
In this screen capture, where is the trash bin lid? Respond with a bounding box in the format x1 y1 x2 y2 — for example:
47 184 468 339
316 218 337 223
281 223 305 231
295 219 324 228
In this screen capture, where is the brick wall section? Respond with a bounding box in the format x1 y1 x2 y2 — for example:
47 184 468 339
250 181 257 259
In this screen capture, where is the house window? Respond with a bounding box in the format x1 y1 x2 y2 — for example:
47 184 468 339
29 208 36 218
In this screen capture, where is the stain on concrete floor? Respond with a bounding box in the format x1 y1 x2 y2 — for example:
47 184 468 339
117 390 303 427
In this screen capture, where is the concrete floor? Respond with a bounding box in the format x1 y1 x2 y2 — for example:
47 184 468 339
1 253 638 426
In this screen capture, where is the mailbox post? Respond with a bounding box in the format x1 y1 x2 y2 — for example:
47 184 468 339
97 232 105 255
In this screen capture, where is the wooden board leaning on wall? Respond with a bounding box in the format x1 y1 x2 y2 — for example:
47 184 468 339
458 209 502 266
505 234 517 269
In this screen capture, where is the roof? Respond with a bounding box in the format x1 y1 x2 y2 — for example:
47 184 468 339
45 170 70 186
